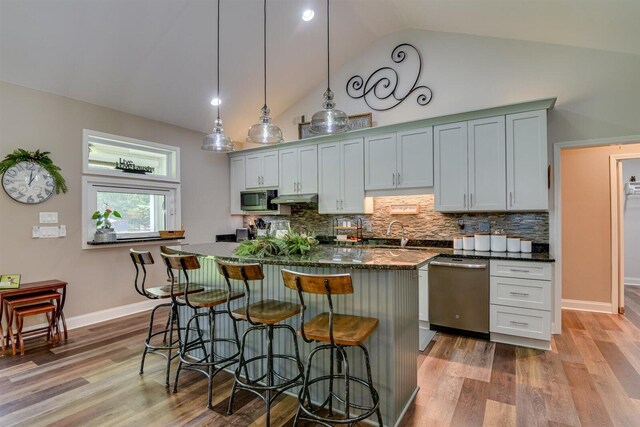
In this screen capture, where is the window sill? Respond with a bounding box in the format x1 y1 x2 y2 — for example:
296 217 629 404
85 236 184 248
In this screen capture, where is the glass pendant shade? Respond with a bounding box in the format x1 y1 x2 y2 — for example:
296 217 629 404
202 118 233 152
247 106 283 144
309 89 349 135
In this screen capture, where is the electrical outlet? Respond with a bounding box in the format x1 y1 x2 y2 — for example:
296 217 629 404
39 212 58 223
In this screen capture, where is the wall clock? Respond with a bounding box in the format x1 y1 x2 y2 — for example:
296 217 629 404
0 149 67 204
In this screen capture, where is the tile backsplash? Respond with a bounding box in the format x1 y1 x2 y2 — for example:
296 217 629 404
244 195 549 243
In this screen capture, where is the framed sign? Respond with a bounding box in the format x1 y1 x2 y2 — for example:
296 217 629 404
0 274 21 289
390 204 420 215
298 113 372 140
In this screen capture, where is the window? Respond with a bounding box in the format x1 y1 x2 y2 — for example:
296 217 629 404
82 130 181 248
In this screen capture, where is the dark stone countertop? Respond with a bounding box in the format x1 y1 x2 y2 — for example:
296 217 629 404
387 247 555 262
167 243 441 270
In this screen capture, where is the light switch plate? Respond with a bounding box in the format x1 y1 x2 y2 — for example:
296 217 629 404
39 226 59 238
39 212 58 224
32 226 40 238
59 225 67 237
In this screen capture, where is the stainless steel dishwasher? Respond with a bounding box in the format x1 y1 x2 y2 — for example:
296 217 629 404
428 257 489 339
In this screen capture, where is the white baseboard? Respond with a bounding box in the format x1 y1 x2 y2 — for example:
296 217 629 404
65 299 161 330
624 277 640 286
562 298 613 314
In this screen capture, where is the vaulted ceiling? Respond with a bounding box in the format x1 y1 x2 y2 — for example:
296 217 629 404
1 0 638 142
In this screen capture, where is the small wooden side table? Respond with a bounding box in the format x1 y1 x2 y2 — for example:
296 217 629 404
0 279 68 354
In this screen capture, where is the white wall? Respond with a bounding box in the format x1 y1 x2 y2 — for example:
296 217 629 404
0 81 241 319
274 29 640 144
623 158 640 286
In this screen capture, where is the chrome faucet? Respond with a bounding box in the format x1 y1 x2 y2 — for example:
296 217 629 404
386 220 409 247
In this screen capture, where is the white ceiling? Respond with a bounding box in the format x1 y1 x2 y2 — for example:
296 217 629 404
1 0 639 142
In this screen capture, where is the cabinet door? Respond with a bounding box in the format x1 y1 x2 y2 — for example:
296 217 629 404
341 138 366 213
279 148 298 195
245 154 262 189
506 110 548 211
364 133 397 190
298 145 318 194
397 127 433 188
230 156 246 215
318 142 341 214
261 151 279 188
468 117 506 211
418 267 429 322
434 122 468 212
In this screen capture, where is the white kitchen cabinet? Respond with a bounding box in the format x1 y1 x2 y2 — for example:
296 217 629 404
230 156 245 215
489 260 553 350
245 150 279 189
468 116 506 211
365 128 433 191
506 110 548 211
279 145 317 196
418 264 435 351
434 122 468 211
318 138 366 214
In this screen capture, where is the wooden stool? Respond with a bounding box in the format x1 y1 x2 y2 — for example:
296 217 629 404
162 254 244 409
130 249 204 388
217 260 305 426
12 303 57 355
282 269 383 427
4 291 63 355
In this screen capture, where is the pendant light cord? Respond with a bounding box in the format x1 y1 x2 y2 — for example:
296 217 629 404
217 0 221 121
326 0 330 91
263 0 267 109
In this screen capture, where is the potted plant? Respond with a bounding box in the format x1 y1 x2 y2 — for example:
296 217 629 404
92 208 121 242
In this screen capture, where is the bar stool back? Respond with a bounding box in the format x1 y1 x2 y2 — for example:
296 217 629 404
130 249 204 387
217 260 304 426
161 253 245 409
282 269 383 426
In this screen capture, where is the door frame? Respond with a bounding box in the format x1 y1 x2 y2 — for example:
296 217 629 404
610 153 640 314
551 135 640 325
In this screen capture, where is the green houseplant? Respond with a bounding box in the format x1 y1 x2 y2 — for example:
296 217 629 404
234 231 318 257
92 208 121 243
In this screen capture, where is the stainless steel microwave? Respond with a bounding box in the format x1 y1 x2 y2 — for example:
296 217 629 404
240 189 278 211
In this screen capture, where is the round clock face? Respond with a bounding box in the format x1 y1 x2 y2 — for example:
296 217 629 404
2 161 56 204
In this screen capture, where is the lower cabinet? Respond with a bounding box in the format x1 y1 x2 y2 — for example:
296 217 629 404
489 260 553 350
418 264 434 351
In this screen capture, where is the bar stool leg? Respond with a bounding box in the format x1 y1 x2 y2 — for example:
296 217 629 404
361 344 383 427
227 327 251 415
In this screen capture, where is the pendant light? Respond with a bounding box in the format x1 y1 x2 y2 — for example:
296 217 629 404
309 0 349 135
247 0 283 144
202 0 233 152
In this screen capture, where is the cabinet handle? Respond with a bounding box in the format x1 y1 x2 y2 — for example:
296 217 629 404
470 193 473 207
509 291 530 297
397 173 401 185
298 182 302 192
340 200 344 210
509 191 513 206
336 199 339 210
509 320 529 326
463 193 466 208
392 173 396 186
294 182 298 192
510 269 530 273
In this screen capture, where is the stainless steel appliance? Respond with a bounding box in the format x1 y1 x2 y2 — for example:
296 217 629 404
240 189 278 211
428 257 489 338
270 193 318 205
235 228 250 242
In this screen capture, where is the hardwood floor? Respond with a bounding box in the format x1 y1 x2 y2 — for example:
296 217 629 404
1 288 640 426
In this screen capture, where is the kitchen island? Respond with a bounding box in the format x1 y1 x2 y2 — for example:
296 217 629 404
168 243 439 427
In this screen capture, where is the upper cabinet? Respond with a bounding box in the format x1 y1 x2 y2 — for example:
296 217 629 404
318 138 368 214
365 128 433 191
435 111 547 212
230 156 245 215
506 111 548 211
245 150 278 189
279 145 317 196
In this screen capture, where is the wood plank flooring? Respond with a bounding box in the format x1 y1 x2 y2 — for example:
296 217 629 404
1 287 639 426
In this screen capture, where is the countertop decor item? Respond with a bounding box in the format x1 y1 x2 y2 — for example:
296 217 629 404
346 43 433 111
1 149 67 204
309 0 349 135
234 231 319 257
246 0 283 144
159 229 185 239
507 236 521 253
92 208 121 243
0 274 21 289
474 233 491 252
463 235 475 251
201 0 233 152
491 230 507 252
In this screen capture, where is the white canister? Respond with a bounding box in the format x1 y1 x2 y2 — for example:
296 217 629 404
453 236 463 250
463 236 475 251
474 233 491 252
507 236 521 253
520 238 532 253
491 235 507 252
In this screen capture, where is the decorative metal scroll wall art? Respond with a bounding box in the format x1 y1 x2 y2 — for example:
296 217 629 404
346 43 433 111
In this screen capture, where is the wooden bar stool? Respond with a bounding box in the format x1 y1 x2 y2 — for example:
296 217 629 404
162 253 245 409
4 291 63 355
217 260 305 426
12 303 58 355
130 249 204 387
282 269 383 427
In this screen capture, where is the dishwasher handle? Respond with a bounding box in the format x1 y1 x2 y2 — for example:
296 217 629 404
430 260 487 269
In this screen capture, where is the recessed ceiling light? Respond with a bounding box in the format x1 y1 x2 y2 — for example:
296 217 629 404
302 9 314 21
210 97 221 106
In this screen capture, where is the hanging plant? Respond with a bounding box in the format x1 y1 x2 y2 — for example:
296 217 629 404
0 149 68 194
